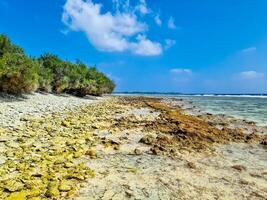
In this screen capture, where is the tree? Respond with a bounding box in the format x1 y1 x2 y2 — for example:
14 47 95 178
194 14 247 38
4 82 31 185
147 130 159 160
0 34 115 96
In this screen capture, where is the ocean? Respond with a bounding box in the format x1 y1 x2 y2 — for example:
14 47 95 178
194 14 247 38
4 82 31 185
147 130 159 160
115 93 267 127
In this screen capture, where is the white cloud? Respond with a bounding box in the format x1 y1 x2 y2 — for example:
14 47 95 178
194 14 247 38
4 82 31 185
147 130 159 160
164 39 176 49
62 0 162 56
242 47 257 53
131 35 162 56
168 17 176 29
136 0 150 15
239 71 264 80
170 68 193 83
170 68 192 75
154 14 162 26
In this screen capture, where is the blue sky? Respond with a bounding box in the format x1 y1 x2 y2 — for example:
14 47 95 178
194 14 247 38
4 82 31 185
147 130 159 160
1 0 267 93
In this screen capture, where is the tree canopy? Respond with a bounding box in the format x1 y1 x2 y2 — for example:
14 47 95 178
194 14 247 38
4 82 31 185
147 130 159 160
0 34 115 96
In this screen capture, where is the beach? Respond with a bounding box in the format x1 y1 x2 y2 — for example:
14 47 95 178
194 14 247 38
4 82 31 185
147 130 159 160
0 94 266 200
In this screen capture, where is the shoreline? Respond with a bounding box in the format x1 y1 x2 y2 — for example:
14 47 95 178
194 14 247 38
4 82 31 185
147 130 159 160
0 92 103 129
0 95 266 199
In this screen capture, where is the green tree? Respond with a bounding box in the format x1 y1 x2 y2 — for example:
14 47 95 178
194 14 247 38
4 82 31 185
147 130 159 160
0 53 39 94
0 34 115 96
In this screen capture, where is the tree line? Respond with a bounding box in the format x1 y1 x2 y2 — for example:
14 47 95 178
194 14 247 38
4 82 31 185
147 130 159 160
0 34 115 96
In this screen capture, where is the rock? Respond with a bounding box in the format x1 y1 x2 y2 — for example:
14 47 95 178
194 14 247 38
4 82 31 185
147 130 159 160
260 138 267 146
139 134 156 145
28 197 42 200
27 188 42 198
125 189 134 198
113 145 120 150
0 135 10 142
150 146 161 155
239 179 249 185
45 181 60 198
102 189 115 200
59 180 72 191
85 149 97 158
6 141 19 148
61 120 70 127
187 161 197 169
134 148 142 155
0 155 7 165
112 193 125 200
231 165 247 171
3 180 25 192
64 162 74 168
5 191 28 200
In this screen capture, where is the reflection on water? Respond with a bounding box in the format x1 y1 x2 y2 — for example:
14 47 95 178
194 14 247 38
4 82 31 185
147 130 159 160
177 96 267 126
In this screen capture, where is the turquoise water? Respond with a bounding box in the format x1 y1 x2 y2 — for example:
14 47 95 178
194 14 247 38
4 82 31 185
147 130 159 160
115 93 267 127
175 96 267 127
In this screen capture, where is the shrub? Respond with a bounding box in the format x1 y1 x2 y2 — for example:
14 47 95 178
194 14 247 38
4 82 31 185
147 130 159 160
0 53 39 94
0 34 115 96
0 34 23 56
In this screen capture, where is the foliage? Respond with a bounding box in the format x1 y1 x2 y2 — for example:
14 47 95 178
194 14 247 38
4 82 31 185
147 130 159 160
0 34 115 96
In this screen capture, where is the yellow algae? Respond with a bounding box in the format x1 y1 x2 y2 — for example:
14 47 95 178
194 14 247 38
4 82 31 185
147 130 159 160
2 179 24 192
59 180 73 191
27 188 42 198
45 181 60 198
61 120 70 127
0 98 117 199
5 191 28 200
28 197 41 200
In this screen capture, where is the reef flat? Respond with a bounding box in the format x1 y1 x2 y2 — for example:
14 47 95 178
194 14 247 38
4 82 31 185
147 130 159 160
0 95 266 199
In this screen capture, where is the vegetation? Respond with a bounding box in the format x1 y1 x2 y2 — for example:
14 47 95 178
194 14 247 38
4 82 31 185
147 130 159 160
0 34 115 96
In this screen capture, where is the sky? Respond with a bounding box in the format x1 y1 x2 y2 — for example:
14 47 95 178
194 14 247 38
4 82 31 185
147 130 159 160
0 0 267 93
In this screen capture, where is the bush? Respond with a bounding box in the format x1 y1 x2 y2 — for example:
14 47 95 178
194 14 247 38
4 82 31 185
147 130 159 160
0 34 115 96
0 34 24 57
0 53 39 94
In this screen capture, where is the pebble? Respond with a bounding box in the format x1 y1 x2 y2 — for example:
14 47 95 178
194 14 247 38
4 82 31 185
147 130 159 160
0 93 99 128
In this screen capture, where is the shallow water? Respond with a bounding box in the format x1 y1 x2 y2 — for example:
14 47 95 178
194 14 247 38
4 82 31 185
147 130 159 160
115 93 267 127
175 96 267 127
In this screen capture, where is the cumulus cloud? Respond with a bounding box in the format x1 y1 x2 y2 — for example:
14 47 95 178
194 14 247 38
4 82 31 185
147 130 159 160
170 68 192 75
242 47 257 53
168 17 176 29
62 0 162 56
239 71 264 80
131 35 162 56
154 14 162 26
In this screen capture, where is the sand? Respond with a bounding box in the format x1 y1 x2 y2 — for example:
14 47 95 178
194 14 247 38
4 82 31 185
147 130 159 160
0 95 266 199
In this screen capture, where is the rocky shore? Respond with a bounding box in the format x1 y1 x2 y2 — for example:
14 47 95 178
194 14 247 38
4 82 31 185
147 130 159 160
0 93 101 128
0 95 266 200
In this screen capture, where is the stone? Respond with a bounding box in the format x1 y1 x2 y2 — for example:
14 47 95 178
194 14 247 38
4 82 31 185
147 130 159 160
102 190 115 200
134 148 142 155
3 180 25 192
45 181 60 198
187 161 197 169
59 180 72 192
139 135 156 145
85 149 97 158
231 165 247 171
5 191 28 200
0 135 10 142
61 120 70 127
